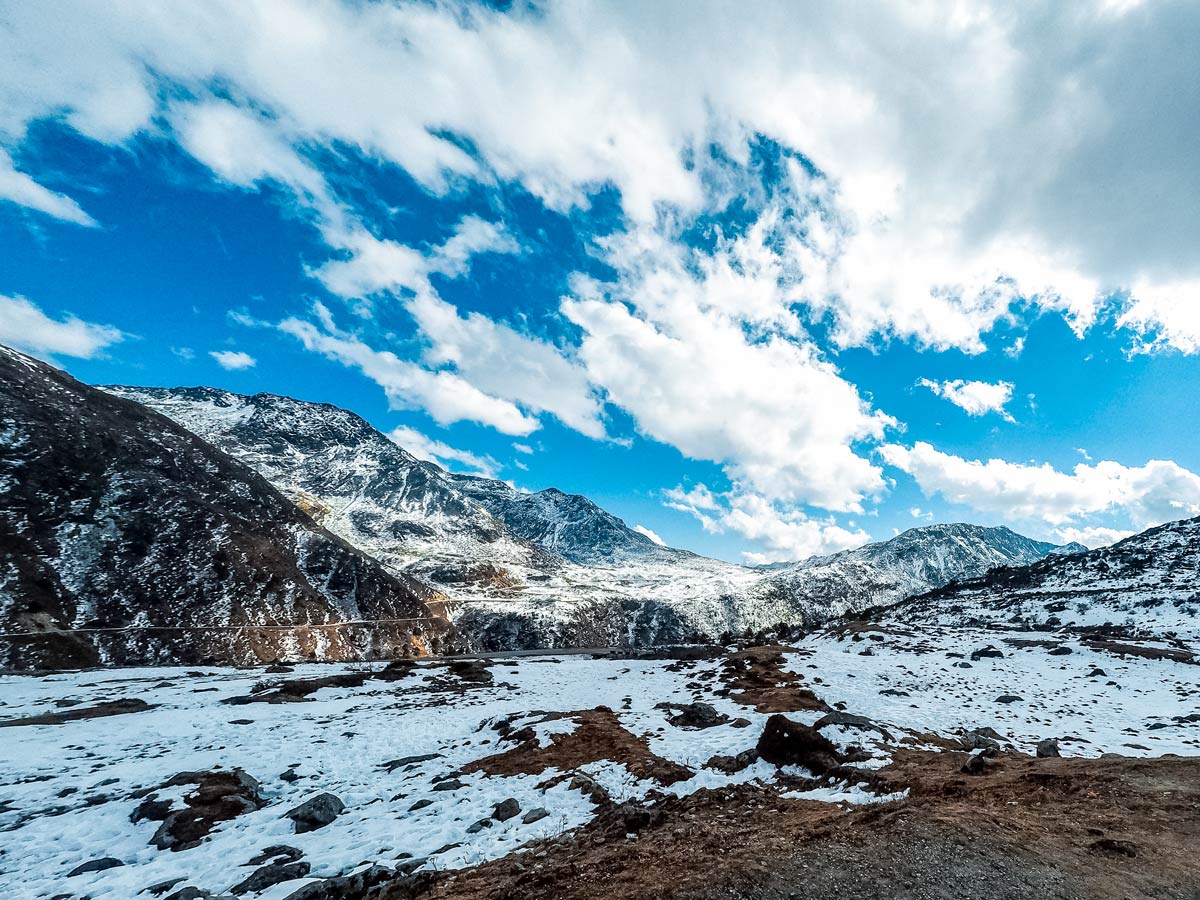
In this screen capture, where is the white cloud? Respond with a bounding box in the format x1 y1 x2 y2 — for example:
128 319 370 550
512 443 533 455
0 294 124 360
883 441 1200 544
666 484 868 563
1054 525 1133 548
6 1 1200 353
0 148 96 226
388 424 497 476
209 349 256 370
278 304 538 436
632 524 665 546
918 378 1015 420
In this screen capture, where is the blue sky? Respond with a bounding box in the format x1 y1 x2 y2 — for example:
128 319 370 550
2 1 1200 563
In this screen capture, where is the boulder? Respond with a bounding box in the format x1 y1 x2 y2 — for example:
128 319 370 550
754 714 845 774
656 702 729 729
231 862 311 895
67 857 124 877
961 748 999 776
149 769 265 852
522 807 550 824
1036 738 1061 758
284 793 345 834
491 798 521 822
813 711 895 743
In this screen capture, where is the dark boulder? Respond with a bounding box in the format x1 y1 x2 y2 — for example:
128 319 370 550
1036 738 1061 758
491 798 521 822
67 857 124 876
755 714 845 775
284 793 345 834
231 862 311 895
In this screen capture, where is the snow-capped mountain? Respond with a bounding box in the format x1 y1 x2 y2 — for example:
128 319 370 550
107 384 1079 650
0 348 445 670
885 516 1200 639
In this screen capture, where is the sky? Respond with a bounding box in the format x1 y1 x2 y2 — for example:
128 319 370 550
2 0 1200 565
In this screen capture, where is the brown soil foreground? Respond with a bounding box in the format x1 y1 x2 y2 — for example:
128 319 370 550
372 751 1200 900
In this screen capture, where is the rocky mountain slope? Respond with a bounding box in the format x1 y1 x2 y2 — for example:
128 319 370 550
884 516 1200 639
0 348 446 670
107 385 1078 650
742 524 1087 628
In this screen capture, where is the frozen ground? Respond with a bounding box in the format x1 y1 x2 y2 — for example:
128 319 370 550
1 625 1196 900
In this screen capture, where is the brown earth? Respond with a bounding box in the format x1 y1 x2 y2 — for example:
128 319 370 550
369 750 1200 900
721 647 830 713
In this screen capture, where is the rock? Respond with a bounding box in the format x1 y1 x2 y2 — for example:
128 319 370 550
491 798 521 822
961 748 999 776
408 799 433 812
1036 738 1061 758
656 701 729 729
67 857 124 876
1048 646 1073 656
1087 667 1107 678
522 807 550 824
284 793 345 834
953 662 973 668
970 646 1005 661
706 749 759 774
245 845 303 866
231 862 311 894
146 877 187 896
729 717 751 728
960 728 1003 751
165 889 215 900
995 694 1024 704
754 713 845 774
878 688 909 697
150 769 265 852
279 865 398 900
265 662 294 674
813 711 895 743
466 818 493 834
430 778 465 791
381 753 442 773
131 798 173 824
1090 837 1137 858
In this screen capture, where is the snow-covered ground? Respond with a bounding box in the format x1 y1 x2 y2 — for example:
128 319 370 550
1 626 1196 900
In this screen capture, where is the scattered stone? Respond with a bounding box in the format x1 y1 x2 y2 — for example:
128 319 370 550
755 713 845 774
145 877 187 896
995 694 1024 704
409 799 433 812
878 688 910 697
1048 646 1073 656
245 845 303 866
970 646 1005 661
284 793 345 834
1 698 154 727
522 807 550 824
131 797 172 824
706 749 759 774
655 701 730 729
953 662 973 668
1037 738 1062 758
729 717 751 728
961 748 999 776
491 798 521 822
264 662 294 674
164 888 215 900
431 778 465 792
960 728 1003 751
466 818 493 834
279 768 300 783
280 865 405 900
1087 667 1107 678
67 856 124 876
381 753 442 773
231 861 311 894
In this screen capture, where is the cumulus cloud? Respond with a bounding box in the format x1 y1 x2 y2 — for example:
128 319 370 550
0 149 96 226
0 294 124 360
279 304 538 436
388 424 497 476
4 1 1200 352
632 524 665 545
918 378 1015 420
883 441 1200 545
665 484 869 563
209 349 256 370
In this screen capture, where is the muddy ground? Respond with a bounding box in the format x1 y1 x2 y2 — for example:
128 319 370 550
376 751 1200 900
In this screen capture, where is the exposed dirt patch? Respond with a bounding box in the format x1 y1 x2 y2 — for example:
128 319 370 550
1082 637 1196 665
0 697 153 726
146 769 266 852
721 647 830 713
379 752 1200 900
460 706 693 786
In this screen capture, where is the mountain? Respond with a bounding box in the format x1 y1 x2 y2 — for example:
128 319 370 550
106 385 1078 650
882 516 1200 639
0 347 447 670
